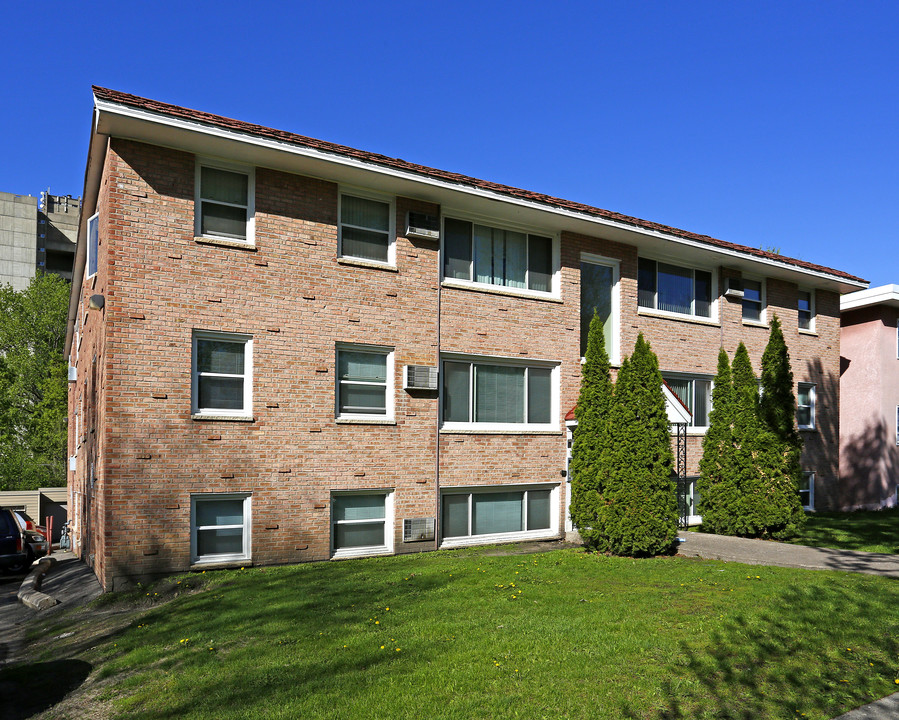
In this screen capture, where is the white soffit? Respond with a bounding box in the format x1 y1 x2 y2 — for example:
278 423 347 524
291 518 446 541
840 284 899 311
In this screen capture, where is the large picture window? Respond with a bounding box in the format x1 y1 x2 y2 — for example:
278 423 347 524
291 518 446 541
441 486 558 545
192 332 253 418
580 256 619 361
442 357 556 430
339 193 394 264
444 218 555 294
336 347 393 420
663 374 712 429
331 492 393 557
191 494 251 564
196 164 253 243
638 258 712 318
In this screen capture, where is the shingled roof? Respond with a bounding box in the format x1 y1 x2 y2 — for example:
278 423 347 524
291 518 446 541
92 86 867 285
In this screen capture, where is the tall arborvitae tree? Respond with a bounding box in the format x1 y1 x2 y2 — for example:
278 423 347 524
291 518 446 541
569 312 614 550
697 348 736 534
596 334 677 556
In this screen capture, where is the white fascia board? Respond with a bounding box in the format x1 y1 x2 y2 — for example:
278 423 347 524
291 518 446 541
663 384 693 425
93 97 867 293
840 284 899 311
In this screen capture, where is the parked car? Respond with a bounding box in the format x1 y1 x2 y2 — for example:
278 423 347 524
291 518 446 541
0 507 34 573
13 511 49 561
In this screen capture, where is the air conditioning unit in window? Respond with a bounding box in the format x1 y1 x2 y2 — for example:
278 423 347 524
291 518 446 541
403 517 436 542
403 365 438 391
724 277 744 299
405 211 440 241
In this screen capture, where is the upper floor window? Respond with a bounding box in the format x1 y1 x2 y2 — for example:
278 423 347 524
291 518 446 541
798 289 815 331
196 163 254 244
742 279 765 323
339 193 395 265
638 258 712 319
443 218 555 295
580 255 620 363
663 374 712 429
797 383 815 430
442 356 557 431
86 213 99 277
192 331 253 418
336 345 394 420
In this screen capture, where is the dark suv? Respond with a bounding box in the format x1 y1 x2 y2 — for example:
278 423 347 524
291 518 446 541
0 507 33 573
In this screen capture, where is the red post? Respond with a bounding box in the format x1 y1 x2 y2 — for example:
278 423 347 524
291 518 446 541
45 515 53 556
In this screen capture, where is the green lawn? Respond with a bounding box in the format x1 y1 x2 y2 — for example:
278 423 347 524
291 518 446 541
789 508 899 554
11 547 899 720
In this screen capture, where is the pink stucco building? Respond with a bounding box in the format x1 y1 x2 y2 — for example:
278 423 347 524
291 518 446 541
839 285 899 509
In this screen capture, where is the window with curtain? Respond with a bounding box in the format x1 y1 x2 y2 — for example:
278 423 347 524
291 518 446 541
337 348 390 417
191 494 251 563
580 261 616 358
192 332 252 417
443 218 554 293
340 194 392 263
198 166 250 241
441 488 554 540
663 375 712 428
638 258 712 318
442 359 554 427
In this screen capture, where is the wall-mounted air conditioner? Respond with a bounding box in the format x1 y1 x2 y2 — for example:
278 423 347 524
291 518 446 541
403 365 438 391
405 211 440 241
403 517 436 542
724 277 744 299
68 365 77 382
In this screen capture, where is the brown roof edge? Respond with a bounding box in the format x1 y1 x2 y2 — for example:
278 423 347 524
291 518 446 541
92 86 867 286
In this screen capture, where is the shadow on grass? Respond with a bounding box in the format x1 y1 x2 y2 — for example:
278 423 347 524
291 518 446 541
0 659 92 719
623 578 899 719
793 509 899 555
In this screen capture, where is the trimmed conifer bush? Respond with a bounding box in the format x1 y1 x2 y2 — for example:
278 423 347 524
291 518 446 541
569 312 614 550
595 334 678 556
697 348 737 534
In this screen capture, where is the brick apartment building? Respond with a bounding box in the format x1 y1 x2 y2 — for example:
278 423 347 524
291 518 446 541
65 88 866 590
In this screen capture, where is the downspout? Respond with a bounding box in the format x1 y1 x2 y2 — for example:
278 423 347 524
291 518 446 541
434 240 442 551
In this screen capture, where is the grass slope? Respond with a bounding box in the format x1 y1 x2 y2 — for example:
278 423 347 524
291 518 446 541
10 547 899 720
789 509 899 554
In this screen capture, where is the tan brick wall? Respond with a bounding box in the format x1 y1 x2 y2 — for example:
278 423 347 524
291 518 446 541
75 139 844 588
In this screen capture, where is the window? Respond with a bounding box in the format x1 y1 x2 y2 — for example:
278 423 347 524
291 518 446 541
742 279 764 323
86 213 99 277
336 346 394 420
339 193 394 264
441 486 558 545
443 218 555 294
677 476 702 523
191 494 251 564
442 357 557 430
331 492 393 557
196 163 253 243
799 472 814 510
664 375 712 429
638 258 712 318
580 255 620 361
797 383 815 430
192 332 253 418
798 289 815 331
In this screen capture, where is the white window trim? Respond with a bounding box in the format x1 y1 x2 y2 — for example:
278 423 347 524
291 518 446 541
440 352 560 433
797 382 816 430
662 372 714 434
335 344 395 422
800 472 815 511
86 213 99 278
338 188 396 267
681 476 703 526
191 330 253 419
580 252 621 366
637 256 718 322
741 276 767 326
194 159 255 246
797 288 816 334
440 212 561 300
190 493 252 565
439 483 560 548
330 489 394 559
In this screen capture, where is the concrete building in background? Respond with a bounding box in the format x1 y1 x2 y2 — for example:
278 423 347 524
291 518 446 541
0 189 80 289
840 285 899 509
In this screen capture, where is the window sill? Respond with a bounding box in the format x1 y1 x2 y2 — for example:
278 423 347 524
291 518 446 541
637 308 719 326
441 279 562 303
191 414 255 422
441 427 562 435
440 529 561 549
331 546 393 560
190 559 252 571
798 329 818 337
742 320 769 329
799 427 817 433
336 417 397 425
194 236 257 251
337 257 398 272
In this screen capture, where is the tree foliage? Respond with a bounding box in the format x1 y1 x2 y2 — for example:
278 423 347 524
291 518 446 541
697 348 736 533
0 273 69 490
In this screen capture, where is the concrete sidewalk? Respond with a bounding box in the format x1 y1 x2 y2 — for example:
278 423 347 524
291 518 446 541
678 532 899 719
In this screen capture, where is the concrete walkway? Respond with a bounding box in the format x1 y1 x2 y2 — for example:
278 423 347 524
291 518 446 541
678 532 899 720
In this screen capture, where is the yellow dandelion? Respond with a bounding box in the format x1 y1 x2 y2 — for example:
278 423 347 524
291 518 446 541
380 645 385 649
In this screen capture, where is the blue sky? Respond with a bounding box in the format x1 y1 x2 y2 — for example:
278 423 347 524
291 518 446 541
2 1 896 287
